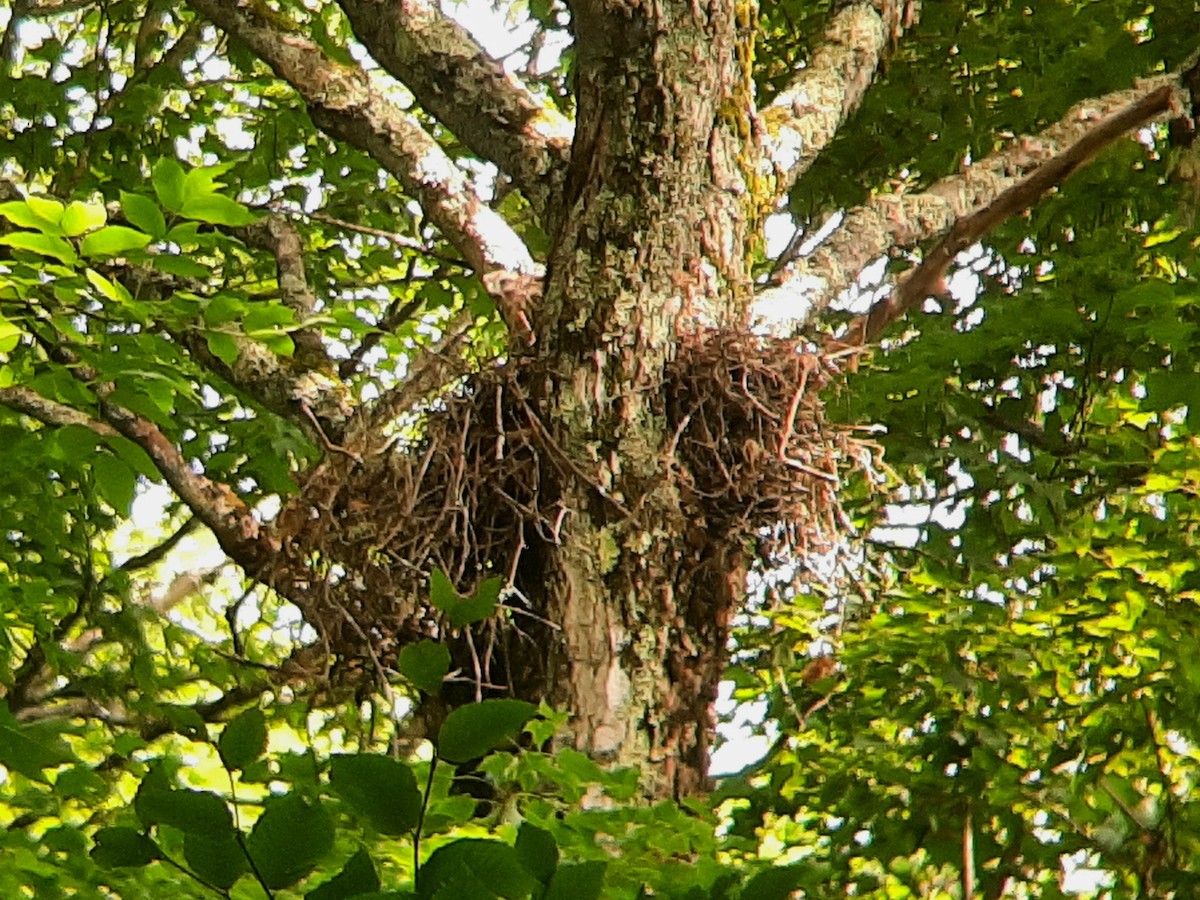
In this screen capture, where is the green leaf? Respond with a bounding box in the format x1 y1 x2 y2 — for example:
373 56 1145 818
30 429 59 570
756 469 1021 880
152 158 187 212
80 225 153 258
206 331 240 364
429 570 502 628
328 754 422 835
0 232 77 265
0 315 22 353
245 794 334 889
243 304 295 333
25 194 65 228
398 640 451 694
437 700 536 764
514 822 557 882
307 848 380 900
166 221 202 245
85 268 133 306
0 702 77 782
153 254 212 278
181 162 235 203
180 194 259 226
61 200 107 236
134 773 234 838
417 839 540 900
204 293 246 326
261 332 295 356
91 827 160 869
120 191 168 239
184 831 248 890
544 861 605 900
0 198 64 233
738 865 808 899
93 453 137 514
218 707 266 771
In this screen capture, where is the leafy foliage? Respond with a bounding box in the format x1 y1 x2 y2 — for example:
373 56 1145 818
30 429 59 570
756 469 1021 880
3 0 1200 898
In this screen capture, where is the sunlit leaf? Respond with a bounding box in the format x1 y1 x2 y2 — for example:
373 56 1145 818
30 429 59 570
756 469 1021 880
152 158 187 212
180 194 259 226
0 232 77 264
80 225 153 258
120 192 168 239
60 200 107 236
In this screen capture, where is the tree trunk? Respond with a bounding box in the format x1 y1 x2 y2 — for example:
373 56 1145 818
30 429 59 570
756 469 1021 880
519 0 758 797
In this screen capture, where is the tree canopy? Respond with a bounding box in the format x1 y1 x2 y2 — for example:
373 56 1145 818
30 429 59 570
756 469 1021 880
2 0 1200 897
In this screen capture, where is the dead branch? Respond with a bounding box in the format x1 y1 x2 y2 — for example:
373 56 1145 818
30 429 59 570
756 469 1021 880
115 516 201 574
269 330 864 685
336 0 571 225
187 0 537 283
300 208 468 267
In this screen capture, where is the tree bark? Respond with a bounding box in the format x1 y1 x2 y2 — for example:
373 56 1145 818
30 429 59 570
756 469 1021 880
517 0 758 796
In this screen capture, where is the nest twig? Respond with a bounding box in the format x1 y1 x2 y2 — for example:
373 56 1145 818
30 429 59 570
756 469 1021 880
269 329 868 681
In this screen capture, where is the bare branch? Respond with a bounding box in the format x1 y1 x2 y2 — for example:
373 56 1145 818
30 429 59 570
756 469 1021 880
847 83 1177 343
757 74 1185 332
115 517 201 574
762 1 919 197
0 336 256 555
186 0 537 285
299 208 468 267
0 385 119 436
90 400 273 566
336 0 571 224
2 335 329 629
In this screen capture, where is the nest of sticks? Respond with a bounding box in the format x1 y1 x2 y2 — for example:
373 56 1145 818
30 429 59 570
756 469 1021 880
272 329 866 671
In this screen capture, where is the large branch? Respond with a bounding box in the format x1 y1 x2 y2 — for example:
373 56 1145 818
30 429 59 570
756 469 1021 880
846 83 1177 344
187 0 537 286
336 0 571 226
756 73 1186 333
1 361 345 649
0 386 119 436
762 0 918 198
0 383 269 560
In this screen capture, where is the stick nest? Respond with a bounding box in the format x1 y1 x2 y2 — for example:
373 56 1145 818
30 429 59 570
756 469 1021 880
273 329 867 669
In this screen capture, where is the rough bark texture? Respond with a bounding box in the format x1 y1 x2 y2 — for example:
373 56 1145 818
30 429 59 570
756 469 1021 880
520 0 757 796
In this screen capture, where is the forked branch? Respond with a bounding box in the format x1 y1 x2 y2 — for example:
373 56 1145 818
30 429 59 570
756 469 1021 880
336 0 571 224
187 0 537 287
847 83 1177 343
